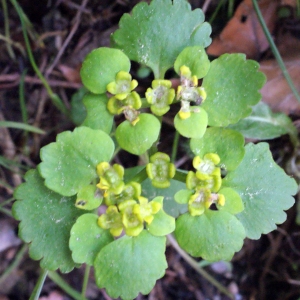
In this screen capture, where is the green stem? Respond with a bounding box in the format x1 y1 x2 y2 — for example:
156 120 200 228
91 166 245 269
81 264 90 297
19 69 28 124
209 0 226 24
126 167 148 184
171 131 180 163
167 234 234 299
228 0 234 18
173 170 187 183
1 0 15 59
0 207 13 217
29 269 48 300
252 0 300 104
10 0 69 116
0 197 15 208
0 244 28 285
48 271 87 300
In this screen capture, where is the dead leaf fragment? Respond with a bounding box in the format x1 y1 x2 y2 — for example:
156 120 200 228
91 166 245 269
260 57 300 115
58 64 82 83
207 0 279 59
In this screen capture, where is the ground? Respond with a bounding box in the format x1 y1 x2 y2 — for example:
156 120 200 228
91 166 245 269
1 0 300 299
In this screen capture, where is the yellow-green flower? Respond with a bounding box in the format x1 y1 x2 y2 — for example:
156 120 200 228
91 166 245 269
98 205 123 237
96 162 124 196
186 171 221 193
119 200 144 236
146 152 176 188
107 91 141 115
104 181 141 206
188 188 211 216
145 80 175 116
193 153 220 178
133 196 161 224
176 65 207 120
106 71 138 100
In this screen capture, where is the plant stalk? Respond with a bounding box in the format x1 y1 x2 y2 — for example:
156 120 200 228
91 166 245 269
10 0 70 116
0 244 28 285
81 264 90 297
167 234 234 299
252 0 300 104
29 269 48 300
48 271 87 300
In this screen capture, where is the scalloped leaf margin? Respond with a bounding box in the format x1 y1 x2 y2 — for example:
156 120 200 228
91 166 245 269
94 230 167 299
12 169 84 273
201 53 266 127
111 0 211 78
38 127 115 197
222 142 297 239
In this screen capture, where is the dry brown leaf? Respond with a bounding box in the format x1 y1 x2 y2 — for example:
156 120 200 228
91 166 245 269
57 64 82 83
260 57 300 115
39 291 64 300
207 0 278 59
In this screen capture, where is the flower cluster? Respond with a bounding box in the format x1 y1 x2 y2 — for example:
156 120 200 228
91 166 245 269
106 71 141 125
185 153 225 216
96 162 161 236
177 65 207 119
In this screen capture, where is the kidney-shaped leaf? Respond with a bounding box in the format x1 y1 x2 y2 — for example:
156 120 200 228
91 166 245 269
222 143 297 239
69 213 113 265
94 230 167 299
82 93 113 134
142 178 188 218
12 169 84 273
115 113 160 155
174 46 210 79
80 47 130 94
38 127 114 196
174 107 208 139
202 53 266 126
190 127 245 171
175 210 246 261
147 197 175 236
111 0 211 78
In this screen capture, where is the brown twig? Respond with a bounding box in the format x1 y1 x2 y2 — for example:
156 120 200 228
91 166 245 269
45 0 89 76
0 74 82 89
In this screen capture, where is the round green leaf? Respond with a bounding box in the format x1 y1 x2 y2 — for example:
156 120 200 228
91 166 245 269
222 143 298 239
141 178 188 218
115 113 160 155
70 87 88 126
190 127 245 171
82 93 113 134
175 210 246 261
174 46 210 79
69 214 113 265
147 197 175 236
202 53 266 126
94 230 167 299
80 47 130 94
12 169 84 273
111 0 211 78
38 127 114 197
75 184 102 210
174 107 208 139
217 187 244 215
174 189 193 204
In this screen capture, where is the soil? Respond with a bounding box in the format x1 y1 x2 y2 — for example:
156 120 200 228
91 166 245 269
1 1 300 299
